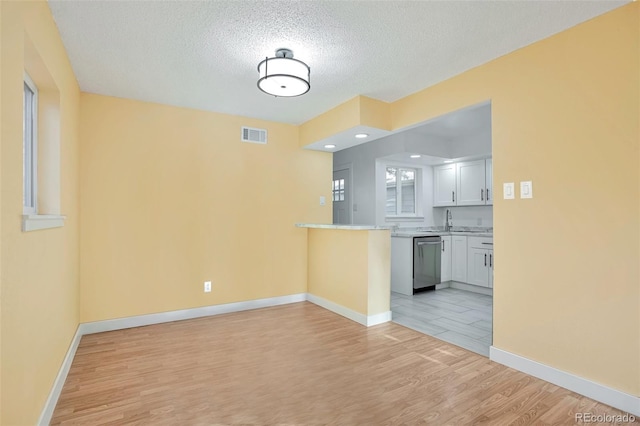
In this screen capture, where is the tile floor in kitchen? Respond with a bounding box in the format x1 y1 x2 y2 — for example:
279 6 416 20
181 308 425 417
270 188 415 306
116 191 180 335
391 288 493 357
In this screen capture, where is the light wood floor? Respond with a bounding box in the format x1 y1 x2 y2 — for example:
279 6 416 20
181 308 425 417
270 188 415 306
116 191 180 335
52 302 636 425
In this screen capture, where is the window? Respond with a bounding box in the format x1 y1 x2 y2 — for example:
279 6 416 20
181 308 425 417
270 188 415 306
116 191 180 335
23 73 38 214
332 178 345 202
21 39 66 232
386 167 416 216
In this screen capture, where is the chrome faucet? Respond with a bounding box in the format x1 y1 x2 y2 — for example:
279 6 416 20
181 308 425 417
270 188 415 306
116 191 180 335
445 209 452 231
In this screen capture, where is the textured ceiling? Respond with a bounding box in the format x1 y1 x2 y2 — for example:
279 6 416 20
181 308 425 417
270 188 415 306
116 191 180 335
48 0 627 125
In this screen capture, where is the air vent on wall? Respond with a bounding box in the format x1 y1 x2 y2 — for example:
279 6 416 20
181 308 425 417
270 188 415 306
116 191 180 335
241 126 267 144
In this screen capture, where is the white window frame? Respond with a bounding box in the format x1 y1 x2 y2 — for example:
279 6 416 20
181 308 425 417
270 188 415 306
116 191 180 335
23 72 38 215
385 166 419 218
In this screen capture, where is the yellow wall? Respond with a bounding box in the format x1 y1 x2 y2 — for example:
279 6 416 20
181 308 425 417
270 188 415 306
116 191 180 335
299 96 392 147
79 94 332 322
359 96 391 131
367 230 391 316
307 229 369 314
299 97 361 147
306 228 390 317
303 4 639 395
0 1 81 424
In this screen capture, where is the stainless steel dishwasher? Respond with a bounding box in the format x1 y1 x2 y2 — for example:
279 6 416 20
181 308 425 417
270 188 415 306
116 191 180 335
413 236 441 292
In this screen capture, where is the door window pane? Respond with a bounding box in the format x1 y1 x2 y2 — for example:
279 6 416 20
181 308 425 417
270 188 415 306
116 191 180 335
332 178 346 203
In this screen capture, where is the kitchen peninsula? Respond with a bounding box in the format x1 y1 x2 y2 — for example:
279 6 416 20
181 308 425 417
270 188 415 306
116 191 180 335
296 224 392 326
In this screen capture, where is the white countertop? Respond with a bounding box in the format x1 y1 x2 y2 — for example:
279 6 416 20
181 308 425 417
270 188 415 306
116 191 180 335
296 223 391 231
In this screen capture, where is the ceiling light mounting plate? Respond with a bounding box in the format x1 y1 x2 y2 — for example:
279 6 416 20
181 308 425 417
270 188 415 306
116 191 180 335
275 48 294 59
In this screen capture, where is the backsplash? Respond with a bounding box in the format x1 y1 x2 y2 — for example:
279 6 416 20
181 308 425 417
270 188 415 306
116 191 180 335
432 205 493 228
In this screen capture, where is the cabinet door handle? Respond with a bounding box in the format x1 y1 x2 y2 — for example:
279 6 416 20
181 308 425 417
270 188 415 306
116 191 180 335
481 189 484 201
484 253 487 266
442 240 444 252
490 253 493 268
487 188 490 201
452 191 455 203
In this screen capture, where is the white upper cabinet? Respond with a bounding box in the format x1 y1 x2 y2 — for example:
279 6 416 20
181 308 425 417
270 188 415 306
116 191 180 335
485 158 493 205
456 160 486 206
434 158 492 207
433 164 456 207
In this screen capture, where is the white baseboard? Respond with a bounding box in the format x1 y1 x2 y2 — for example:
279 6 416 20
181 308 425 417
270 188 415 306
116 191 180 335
306 293 368 325
366 310 393 326
80 293 307 335
450 281 493 296
490 346 640 417
38 327 83 426
305 293 391 327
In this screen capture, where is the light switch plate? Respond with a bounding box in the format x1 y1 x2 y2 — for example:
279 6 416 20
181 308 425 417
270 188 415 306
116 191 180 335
319 196 326 206
520 181 533 199
503 182 515 200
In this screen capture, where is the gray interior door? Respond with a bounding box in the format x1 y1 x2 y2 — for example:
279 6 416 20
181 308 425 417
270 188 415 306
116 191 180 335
332 168 351 225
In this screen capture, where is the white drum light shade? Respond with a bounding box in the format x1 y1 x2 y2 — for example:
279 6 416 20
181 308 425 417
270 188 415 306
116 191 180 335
257 49 310 97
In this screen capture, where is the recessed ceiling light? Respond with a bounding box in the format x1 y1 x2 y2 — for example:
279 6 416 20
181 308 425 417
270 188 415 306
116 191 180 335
355 133 369 139
324 144 336 149
410 154 421 159
444 160 454 163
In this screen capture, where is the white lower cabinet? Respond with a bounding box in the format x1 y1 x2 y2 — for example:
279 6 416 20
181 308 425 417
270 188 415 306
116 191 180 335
466 237 494 288
440 236 451 282
391 237 413 296
451 236 467 282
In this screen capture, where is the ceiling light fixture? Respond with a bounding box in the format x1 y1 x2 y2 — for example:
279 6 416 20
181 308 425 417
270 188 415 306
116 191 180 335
444 160 454 163
257 48 310 97
410 154 421 158
324 144 337 149
355 133 369 139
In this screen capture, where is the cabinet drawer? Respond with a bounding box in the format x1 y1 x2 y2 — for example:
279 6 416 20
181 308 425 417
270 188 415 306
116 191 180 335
467 236 493 249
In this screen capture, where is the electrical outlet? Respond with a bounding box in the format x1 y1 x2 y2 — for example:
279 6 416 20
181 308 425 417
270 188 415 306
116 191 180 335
204 281 212 293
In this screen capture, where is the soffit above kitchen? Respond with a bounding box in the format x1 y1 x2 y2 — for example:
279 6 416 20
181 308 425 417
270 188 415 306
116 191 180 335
48 0 627 126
